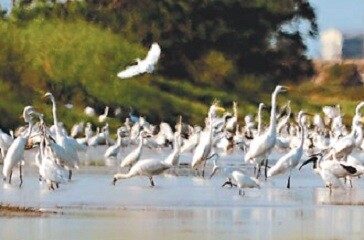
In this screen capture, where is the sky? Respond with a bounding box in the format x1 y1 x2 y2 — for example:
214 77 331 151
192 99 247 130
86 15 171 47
306 0 364 58
1 0 364 59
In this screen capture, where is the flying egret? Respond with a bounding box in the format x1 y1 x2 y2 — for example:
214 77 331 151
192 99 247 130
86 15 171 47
244 85 288 179
268 111 310 188
117 42 161 79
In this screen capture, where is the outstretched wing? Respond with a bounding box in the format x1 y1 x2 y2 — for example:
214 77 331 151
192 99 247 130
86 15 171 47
117 65 141 79
144 42 161 66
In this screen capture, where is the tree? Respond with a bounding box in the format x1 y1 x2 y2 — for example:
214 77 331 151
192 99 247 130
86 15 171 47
90 0 318 82
7 0 318 83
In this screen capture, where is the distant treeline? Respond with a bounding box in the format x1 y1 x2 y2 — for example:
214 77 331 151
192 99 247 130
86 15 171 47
0 0 319 130
5 0 318 83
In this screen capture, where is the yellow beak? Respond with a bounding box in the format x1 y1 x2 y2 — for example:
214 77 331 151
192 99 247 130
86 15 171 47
216 107 225 112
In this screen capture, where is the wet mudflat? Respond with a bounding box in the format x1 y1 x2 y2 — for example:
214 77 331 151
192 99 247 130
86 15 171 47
1 149 364 240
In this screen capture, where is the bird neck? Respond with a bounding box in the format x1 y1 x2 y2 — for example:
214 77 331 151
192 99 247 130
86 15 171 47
233 103 238 117
257 105 264 136
208 112 214 142
104 107 109 116
298 117 305 149
115 172 133 179
116 134 123 146
355 102 364 116
50 97 61 137
138 135 144 149
24 121 34 139
268 90 278 135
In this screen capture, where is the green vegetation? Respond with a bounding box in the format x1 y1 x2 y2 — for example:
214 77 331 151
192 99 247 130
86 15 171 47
0 1 362 132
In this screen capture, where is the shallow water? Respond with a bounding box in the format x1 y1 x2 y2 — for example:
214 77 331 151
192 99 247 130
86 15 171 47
1 148 364 239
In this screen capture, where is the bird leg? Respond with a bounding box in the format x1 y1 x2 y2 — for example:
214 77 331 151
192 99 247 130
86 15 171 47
202 160 208 178
349 178 353 188
264 159 268 181
286 175 291 189
68 170 72 181
112 177 117 186
9 170 12 184
238 189 245 196
329 185 332 195
256 165 262 179
19 164 23 188
149 177 155 187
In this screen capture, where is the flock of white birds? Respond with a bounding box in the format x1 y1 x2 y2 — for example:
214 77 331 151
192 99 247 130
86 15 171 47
1 43 364 196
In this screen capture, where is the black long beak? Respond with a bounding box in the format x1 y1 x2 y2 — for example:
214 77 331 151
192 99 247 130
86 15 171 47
299 156 318 171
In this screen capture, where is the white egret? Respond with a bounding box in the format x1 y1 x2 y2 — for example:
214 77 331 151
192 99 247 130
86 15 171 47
225 101 238 132
70 121 84 138
244 85 288 178
268 111 310 188
104 127 124 159
276 100 291 135
313 114 326 133
180 126 202 153
87 125 107 146
0 128 14 160
98 106 109 123
328 104 364 161
43 92 80 179
113 158 171 187
38 133 68 190
191 103 225 177
117 42 161 79
164 119 183 167
113 124 182 186
322 104 341 120
2 107 35 186
22 106 36 123
299 153 357 193
231 170 260 196
120 131 149 169
84 106 96 117
209 154 237 188
246 102 267 178
76 122 93 145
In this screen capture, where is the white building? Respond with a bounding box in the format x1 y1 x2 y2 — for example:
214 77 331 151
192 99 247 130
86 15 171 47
320 29 343 61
